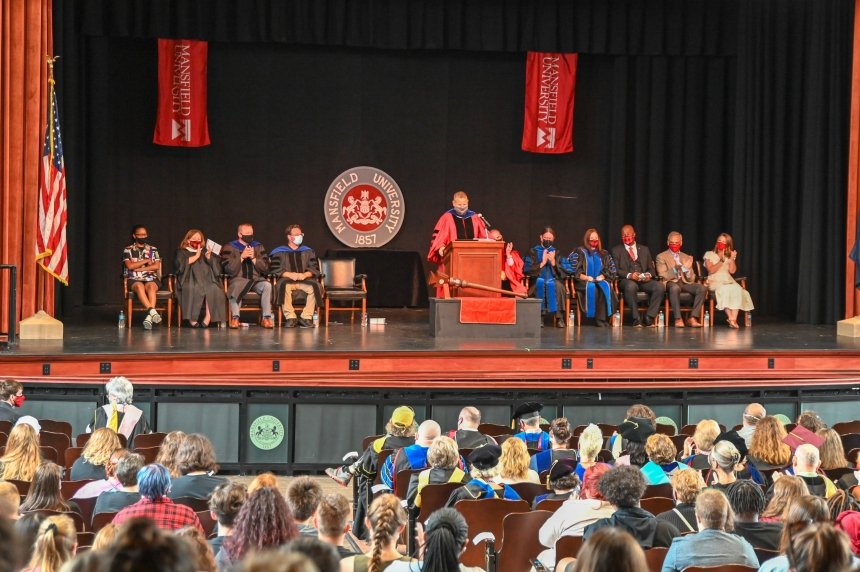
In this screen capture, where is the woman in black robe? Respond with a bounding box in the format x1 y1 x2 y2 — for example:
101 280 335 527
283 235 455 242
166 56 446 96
174 228 228 327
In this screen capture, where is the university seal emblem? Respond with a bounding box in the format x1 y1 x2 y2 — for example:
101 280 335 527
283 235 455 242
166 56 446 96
325 166 405 247
249 415 285 450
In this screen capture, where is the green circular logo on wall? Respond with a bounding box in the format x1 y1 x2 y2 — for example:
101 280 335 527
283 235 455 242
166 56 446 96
249 415 285 450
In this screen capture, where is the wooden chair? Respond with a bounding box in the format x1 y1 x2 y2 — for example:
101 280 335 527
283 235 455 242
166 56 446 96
91 511 117 532
679 424 697 437
495 510 553 572
840 433 860 452
0 420 11 434
662 262 706 327
61 480 94 500
123 274 175 328
525 276 573 327
24 509 86 533
8 479 30 496
76 531 95 547
644 546 669 572
393 468 421 500
361 434 385 451
132 432 167 449
596 423 618 437
39 419 72 437
534 498 565 512
509 482 548 505
640 496 675 515
64 447 84 472
40 445 59 464
416 483 464 524
196 510 218 538
172 497 210 512
222 274 274 326
40 431 71 461
478 423 513 436
643 483 673 499
832 420 860 435
372 450 394 485
682 566 757 572
134 446 160 465
823 467 853 481
847 448 860 466
454 498 530 568
320 258 365 326
76 433 91 447
670 435 688 456
554 534 583 560
74 496 98 532
706 276 750 328
0 432 6 448
655 423 676 436
616 280 664 326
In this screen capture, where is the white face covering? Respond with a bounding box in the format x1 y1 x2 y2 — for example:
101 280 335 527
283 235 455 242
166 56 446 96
293 235 304 246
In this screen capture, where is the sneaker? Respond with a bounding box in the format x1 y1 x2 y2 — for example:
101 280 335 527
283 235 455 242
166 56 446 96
142 316 153 330
325 466 353 487
149 308 162 324
297 317 314 328
284 318 298 328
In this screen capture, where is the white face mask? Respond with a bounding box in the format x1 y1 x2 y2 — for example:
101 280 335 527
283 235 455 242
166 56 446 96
293 235 304 246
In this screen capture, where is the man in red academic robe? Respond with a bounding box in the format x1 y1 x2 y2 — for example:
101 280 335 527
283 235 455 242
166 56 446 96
427 191 489 296
489 228 527 295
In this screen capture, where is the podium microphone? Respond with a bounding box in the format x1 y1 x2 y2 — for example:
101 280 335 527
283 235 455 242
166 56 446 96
477 213 492 228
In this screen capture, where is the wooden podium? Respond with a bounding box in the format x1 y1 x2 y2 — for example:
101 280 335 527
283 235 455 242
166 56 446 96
443 240 503 297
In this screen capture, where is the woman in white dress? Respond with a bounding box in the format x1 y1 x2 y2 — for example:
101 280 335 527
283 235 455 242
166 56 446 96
703 233 754 328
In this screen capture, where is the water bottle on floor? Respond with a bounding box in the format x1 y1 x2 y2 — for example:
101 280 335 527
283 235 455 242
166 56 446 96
704 311 710 328
613 310 621 327
658 310 665 328
361 312 368 327
313 310 319 327
746 312 752 327
117 310 125 329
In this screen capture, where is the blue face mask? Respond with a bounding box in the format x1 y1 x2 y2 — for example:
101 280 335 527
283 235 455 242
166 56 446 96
293 235 304 246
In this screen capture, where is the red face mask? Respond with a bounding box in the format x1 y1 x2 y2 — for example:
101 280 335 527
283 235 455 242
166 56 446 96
622 235 635 246
189 240 201 249
716 242 727 251
588 240 599 248
668 244 681 253
13 395 25 408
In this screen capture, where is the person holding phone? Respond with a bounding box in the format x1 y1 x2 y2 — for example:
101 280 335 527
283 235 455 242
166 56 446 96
174 228 227 328
703 233 754 328
221 223 273 328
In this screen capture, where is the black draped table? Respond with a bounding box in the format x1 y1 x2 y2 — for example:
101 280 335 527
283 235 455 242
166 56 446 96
324 249 429 308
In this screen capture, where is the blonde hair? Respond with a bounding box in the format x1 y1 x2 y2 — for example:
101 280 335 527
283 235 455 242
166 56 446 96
0 480 20 518
645 434 677 464
749 416 791 466
499 438 531 481
427 436 459 469
816 428 848 470
695 489 734 532
761 476 809 519
452 191 469 201
670 469 705 504
91 523 118 551
692 420 720 452
367 494 407 572
82 428 121 466
26 514 77 572
0 423 41 481
154 430 187 478
578 424 603 463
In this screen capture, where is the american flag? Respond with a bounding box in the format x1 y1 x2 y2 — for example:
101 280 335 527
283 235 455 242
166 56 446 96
36 73 68 285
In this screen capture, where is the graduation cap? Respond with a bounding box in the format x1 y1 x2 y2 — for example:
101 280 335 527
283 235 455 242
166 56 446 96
618 416 656 444
511 402 543 428
783 424 825 452
546 459 577 489
468 444 502 470
714 430 749 458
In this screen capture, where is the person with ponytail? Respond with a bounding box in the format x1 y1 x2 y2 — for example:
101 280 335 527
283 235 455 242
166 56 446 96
530 417 578 475
21 514 77 572
340 494 413 572
706 440 742 492
386 508 482 572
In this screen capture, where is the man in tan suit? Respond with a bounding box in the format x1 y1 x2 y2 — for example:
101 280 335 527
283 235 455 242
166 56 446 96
656 231 705 327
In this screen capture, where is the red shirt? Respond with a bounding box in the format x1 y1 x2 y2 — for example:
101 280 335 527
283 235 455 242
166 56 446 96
113 496 203 532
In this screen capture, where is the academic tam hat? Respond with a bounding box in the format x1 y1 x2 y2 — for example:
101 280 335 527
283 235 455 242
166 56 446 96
511 401 543 428
618 416 655 444
468 445 502 470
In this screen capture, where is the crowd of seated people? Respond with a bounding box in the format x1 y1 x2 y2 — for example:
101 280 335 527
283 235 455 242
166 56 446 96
3 388 860 572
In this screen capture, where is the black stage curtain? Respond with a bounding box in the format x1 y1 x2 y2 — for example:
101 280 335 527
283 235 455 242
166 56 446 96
54 0 852 323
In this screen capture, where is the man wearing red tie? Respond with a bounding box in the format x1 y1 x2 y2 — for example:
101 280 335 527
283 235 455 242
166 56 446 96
611 225 665 327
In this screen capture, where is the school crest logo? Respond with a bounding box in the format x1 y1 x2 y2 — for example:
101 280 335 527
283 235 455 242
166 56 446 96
325 166 405 247
249 415 284 450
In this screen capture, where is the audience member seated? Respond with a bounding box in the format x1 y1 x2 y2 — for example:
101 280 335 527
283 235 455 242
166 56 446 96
760 476 810 523
71 427 122 481
247 472 278 494
0 511 21 572
20 514 77 572
610 404 657 459
173 228 228 328
780 522 857 572
712 429 764 485
660 488 758 571
834 509 860 558
74 448 128 499
168 433 229 500
641 433 688 485
737 402 766 448
494 437 540 485
726 479 782 550
176 526 218 572
155 430 188 478
817 428 850 470
215 485 299 567
536 463 615 570
682 419 720 469
569 227 618 328
287 476 323 537
20 461 82 515
381 420 441 492
583 465 679 548
237 550 317 572
615 416 654 468
576 424 604 481
512 402 551 450
0 379 24 424
324 406 416 540
533 459 580 507
0 422 41 481
748 416 792 480
93 452 144 516
113 463 203 532
446 445 522 504
448 406 496 449
207 481 247 557
91 522 118 551
531 417 578 474
796 410 826 434
0 480 21 520
340 494 414 572
407 436 470 511
706 439 742 491
281 536 341 572
785 443 837 499
758 495 830 572
105 517 197 572
656 468 704 533
87 376 151 447
314 493 360 559
14 512 46 565
559 526 648 572
388 507 483 572
828 489 859 522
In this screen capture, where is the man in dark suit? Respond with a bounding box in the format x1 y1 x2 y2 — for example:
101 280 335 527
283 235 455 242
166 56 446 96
0 380 23 424
611 225 665 327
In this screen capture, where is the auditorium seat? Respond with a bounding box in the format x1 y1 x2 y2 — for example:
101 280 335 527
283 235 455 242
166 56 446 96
64 446 84 472
361 434 385 451
74 496 97 532
393 468 421 500
644 546 669 572
76 433 91 447
39 419 72 437
0 432 6 448
454 498 530 568
196 510 217 538
508 482 547 505
754 548 779 565
60 479 94 500
682 566 757 572
643 483 673 499
554 534 583 561
832 420 860 435
320 258 366 326
495 510 553 572
40 431 71 462
124 274 175 328
840 433 860 452
534 498 565 512
134 446 160 465
91 511 117 532
478 423 513 436
132 432 167 450
409 482 464 555
40 445 59 464
640 497 675 515
172 497 209 512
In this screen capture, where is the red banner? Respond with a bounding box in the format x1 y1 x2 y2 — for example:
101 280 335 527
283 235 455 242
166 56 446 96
153 39 210 147
521 52 578 154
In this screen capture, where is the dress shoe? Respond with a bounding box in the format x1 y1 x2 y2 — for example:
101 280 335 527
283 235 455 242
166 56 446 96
284 318 298 328
644 319 658 328
555 319 566 328
261 317 274 329
633 321 644 328
674 319 685 328
229 317 240 329
595 320 609 327
297 317 315 328
687 317 703 328
324 466 353 487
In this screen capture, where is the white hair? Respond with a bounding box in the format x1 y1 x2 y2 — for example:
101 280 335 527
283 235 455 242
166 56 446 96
105 376 134 405
795 444 820 468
